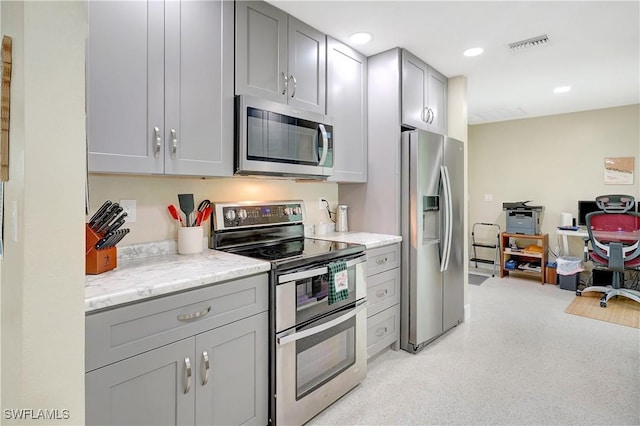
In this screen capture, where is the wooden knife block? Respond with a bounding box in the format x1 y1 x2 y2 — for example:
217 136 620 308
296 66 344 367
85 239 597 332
85 224 117 275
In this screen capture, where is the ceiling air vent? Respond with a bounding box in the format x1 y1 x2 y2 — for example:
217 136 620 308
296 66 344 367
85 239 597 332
508 34 549 52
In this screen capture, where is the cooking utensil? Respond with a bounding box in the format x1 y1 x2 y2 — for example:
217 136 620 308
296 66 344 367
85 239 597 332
89 200 112 226
90 202 117 230
178 194 195 227
96 206 123 233
168 204 185 227
104 213 127 234
196 206 213 227
194 199 211 226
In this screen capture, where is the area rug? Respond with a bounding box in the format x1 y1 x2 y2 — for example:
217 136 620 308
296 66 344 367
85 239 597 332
565 292 640 329
468 274 489 286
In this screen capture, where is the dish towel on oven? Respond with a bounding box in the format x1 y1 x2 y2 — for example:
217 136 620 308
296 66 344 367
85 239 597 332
328 260 349 304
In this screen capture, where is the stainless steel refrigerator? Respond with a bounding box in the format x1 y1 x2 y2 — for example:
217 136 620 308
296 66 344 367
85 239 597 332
400 129 464 353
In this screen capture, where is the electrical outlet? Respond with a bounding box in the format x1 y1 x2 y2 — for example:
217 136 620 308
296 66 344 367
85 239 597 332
484 194 493 202
318 197 325 210
120 199 137 223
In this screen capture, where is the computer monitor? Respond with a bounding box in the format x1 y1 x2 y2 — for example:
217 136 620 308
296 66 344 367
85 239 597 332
577 200 601 226
577 199 639 226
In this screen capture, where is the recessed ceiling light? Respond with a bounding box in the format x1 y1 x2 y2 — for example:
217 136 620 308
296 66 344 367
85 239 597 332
463 47 484 57
553 86 571 94
350 32 372 45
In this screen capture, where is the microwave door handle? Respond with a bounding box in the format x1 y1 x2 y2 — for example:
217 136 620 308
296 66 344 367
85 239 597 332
277 300 366 346
318 124 329 166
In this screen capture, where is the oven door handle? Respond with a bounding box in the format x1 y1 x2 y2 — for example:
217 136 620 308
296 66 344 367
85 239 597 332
277 255 366 284
277 300 366 346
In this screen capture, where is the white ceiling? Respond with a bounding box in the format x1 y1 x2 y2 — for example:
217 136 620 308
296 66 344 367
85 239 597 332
268 1 640 125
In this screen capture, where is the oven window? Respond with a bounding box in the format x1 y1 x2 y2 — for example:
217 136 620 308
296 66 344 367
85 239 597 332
247 108 319 165
295 313 356 399
295 267 356 325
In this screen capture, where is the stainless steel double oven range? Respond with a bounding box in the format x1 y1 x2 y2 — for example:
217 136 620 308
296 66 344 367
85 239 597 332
210 201 367 425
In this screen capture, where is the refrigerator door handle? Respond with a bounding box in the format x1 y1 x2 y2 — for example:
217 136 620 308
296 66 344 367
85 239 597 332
439 166 451 272
443 165 454 271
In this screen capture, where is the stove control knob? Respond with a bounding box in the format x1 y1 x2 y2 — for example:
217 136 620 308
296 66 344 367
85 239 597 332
237 209 248 220
225 209 236 221
293 207 302 215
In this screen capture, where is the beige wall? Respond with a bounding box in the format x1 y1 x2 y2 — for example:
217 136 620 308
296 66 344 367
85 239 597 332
1 1 86 424
468 104 640 258
88 175 339 244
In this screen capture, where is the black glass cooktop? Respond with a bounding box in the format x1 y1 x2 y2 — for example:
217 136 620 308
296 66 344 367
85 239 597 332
227 237 365 269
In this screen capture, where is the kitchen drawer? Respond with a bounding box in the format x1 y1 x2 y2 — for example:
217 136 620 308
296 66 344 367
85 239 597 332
366 243 400 276
366 304 400 359
366 268 400 317
86 273 268 372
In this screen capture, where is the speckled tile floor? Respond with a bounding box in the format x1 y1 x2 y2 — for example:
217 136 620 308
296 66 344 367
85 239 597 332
307 276 640 425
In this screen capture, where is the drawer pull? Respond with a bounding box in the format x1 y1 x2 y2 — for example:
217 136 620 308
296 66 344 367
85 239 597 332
376 289 388 298
376 257 388 265
375 327 388 337
202 351 210 386
177 306 211 322
184 357 192 394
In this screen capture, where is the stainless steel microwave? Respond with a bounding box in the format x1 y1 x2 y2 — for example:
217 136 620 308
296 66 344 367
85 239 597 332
235 95 334 178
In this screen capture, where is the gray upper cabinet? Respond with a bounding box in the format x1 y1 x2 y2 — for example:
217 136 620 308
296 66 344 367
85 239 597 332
87 0 233 177
401 49 448 135
235 1 326 114
327 37 368 183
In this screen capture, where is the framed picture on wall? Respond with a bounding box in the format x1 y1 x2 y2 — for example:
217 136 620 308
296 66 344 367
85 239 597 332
604 157 634 185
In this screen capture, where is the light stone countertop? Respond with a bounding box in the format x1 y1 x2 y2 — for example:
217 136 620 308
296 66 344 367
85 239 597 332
85 233 399 313
85 249 271 313
310 232 402 249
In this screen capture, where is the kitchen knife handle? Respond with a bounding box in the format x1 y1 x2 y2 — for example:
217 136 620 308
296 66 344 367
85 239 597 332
201 351 210 386
184 357 192 394
89 200 112 225
94 232 114 250
170 128 177 158
153 126 162 158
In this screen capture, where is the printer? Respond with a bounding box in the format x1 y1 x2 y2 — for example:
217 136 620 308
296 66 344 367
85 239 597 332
503 201 544 235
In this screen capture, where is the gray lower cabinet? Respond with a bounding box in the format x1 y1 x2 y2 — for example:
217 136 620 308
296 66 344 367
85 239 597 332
366 244 401 358
85 274 268 426
235 0 326 114
87 0 233 176
326 37 368 183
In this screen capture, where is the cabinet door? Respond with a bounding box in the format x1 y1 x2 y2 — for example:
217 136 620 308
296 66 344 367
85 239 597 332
235 1 288 103
287 17 326 113
327 37 367 183
87 0 164 174
86 338 195 426
427 67 448 135
164 0 233 177
195 312 268 426
401 49 429 131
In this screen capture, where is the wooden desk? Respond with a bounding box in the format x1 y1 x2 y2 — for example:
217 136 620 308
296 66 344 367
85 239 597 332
500 233 549 284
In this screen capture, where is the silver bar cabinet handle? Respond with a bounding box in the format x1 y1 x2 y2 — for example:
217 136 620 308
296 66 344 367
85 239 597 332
170 129 177 158
202 351 210 386
281 72 288 95
184 357 192 394
429 107 435 124
177 306 211 322
289 74 297 98
153 126 162 158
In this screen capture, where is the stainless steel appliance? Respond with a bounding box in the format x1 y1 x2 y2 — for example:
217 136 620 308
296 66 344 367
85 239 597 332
235 95 334 178
401 130 464 353
335 205 349 232
210 201 367 425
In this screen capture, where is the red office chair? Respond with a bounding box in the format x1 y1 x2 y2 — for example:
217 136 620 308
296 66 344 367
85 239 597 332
577 195 640 307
